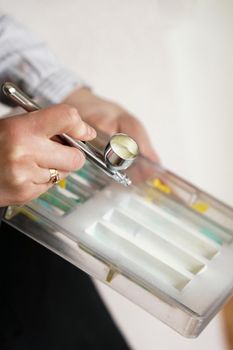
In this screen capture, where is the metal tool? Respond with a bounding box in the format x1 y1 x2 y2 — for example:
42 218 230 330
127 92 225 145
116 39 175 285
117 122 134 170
2 82 139 186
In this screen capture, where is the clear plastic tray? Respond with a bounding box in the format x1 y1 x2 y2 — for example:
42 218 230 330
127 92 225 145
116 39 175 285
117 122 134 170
3 156 233 338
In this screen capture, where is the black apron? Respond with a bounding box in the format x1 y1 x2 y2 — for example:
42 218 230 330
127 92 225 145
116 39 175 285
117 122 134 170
0 213 130 350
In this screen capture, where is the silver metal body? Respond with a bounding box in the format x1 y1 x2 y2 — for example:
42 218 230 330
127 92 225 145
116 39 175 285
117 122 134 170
2 82 136 186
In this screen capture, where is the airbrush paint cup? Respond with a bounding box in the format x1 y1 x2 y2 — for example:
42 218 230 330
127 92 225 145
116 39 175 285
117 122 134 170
104 133 139 171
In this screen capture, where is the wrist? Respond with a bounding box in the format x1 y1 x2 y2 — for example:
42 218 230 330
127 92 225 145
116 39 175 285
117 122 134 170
63 87 94 106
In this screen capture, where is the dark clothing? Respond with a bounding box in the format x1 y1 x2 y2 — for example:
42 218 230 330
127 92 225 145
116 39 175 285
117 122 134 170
0 222 130 350
0 207 5 224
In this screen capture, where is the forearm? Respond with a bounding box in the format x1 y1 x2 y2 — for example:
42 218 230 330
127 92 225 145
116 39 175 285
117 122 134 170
0 14 84 105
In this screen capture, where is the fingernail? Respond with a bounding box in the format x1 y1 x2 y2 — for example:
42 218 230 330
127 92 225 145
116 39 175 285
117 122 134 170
78 121 96 138
87 124 96 137
78 122 88 136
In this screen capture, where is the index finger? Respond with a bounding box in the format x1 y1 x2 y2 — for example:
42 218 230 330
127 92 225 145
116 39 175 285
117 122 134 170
31 104 96 140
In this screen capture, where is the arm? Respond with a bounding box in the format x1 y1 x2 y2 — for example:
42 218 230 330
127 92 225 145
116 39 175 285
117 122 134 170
0 16 96 209
0 14 83 104
0 14 158 161
0 14 158 162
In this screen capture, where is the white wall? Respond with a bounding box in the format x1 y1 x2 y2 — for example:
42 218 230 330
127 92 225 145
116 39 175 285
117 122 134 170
1 0 232 349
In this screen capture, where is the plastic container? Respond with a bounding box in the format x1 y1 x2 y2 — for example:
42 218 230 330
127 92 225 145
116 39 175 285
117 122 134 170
3 155 233 338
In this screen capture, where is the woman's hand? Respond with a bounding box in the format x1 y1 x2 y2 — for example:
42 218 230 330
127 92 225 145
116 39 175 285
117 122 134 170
63 88 159 162
0 104 96 206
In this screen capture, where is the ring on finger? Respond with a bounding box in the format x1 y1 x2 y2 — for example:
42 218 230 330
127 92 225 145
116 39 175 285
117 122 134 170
49 168 60 185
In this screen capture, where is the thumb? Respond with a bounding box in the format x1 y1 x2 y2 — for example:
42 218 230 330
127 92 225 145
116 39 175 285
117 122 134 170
119 115 160 163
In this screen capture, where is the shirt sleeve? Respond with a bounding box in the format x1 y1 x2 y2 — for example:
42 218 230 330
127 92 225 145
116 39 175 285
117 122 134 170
0 14 85 104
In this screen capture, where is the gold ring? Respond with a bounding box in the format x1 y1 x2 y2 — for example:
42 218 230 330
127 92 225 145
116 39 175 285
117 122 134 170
49 168 60 185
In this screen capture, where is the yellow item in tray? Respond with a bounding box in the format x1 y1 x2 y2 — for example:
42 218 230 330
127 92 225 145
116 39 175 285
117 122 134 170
152 178 171 194
58 179 67 189
192 201 209 213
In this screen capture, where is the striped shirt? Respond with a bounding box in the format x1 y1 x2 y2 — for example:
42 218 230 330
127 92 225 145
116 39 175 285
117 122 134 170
0 14 84 105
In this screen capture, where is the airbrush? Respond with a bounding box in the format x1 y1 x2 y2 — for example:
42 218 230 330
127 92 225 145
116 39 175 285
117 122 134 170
2 82 139 186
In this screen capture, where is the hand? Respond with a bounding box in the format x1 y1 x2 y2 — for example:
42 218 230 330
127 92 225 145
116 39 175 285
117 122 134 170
0 104 96 206
63 88 159 162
